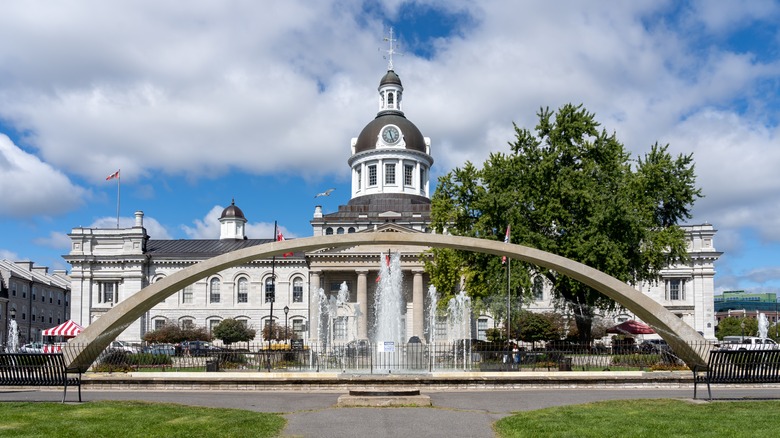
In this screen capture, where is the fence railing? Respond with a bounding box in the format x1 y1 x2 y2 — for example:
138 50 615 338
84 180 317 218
77 340 714 374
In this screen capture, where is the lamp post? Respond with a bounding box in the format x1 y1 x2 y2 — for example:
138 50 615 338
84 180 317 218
284 306 289 345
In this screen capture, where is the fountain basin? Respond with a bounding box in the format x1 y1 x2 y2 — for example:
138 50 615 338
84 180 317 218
337 387 431 407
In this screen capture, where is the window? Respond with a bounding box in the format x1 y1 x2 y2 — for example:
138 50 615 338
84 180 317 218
404 164 414 186
154 319 166 331
326 227 334 235
209 319 221 333
292 319 304 332
182 285 193 304
337 227 344 234
533 277 544 301
666 279 686 301
209 278 221 303
348 227 356 233
419 166 427 193
476 318 489 341
334 316 347 340
293 278 303 303
368 164 377 186
98 281 118 304
265 278 275 303
237 277 249 303
385 163 396 184
181 319 194 330
49 292 53 303
388 92 394 108
356 167 362 190
32 287 36 301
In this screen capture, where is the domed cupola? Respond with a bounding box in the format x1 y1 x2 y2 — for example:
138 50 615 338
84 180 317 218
347 30 433 204
219 199 247 240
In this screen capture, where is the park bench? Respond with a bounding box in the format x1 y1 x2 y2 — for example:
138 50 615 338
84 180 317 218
0 352 82 402
693 349 780 400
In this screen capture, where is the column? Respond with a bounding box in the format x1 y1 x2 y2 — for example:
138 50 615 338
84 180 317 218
412 270 424 339
356 270 368 339
309 270 321 344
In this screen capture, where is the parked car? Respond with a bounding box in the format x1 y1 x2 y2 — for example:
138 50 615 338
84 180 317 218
640 339 672 354
110 340 141 353
20 342 44 353
718 336 778 351
143 344 176 356
180 340 220 356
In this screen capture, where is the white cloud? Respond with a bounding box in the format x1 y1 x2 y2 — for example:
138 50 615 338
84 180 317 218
0 134 87 217
0 249 20 261
32 232 72 250
90 215 172 240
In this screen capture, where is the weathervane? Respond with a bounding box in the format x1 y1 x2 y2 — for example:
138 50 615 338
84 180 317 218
382 27 402 70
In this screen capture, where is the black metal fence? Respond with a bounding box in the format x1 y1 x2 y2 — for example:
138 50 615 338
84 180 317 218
82 340 698 374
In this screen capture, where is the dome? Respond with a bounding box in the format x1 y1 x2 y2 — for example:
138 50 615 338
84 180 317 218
353 113 427 154
220 199 246 220
379 70 402 87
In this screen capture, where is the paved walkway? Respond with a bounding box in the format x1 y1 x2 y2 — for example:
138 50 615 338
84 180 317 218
2 387 779 437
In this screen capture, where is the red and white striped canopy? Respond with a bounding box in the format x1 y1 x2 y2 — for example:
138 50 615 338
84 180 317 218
41 320 84 337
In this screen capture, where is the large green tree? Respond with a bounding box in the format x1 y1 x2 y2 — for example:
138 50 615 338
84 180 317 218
212 318 257 345
428 104 700 342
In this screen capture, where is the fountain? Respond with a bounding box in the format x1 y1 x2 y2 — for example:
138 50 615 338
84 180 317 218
373 251 404 344
426 285 438 344
758 312 769 341
6 319 19 353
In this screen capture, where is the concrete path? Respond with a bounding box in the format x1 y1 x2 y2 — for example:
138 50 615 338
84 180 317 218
2 387 779 437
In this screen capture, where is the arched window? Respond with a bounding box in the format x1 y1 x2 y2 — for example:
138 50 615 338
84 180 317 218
237 277 249 303
348 227 356 233
293 278 303 303
209 278 221 303
337 227 345 234
265 278 275 303
533 277 544 301
326 227 334 235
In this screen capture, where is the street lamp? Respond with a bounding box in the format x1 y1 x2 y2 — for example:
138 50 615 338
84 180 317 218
283 306 289 345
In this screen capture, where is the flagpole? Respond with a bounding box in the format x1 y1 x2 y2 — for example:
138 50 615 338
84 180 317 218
116 171 121 228
506 257 511 344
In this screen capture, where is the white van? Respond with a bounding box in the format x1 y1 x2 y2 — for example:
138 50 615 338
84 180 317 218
719 336 778 350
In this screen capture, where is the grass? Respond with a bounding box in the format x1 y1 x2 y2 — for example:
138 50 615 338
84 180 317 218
0 401 285 438
495 399 780 438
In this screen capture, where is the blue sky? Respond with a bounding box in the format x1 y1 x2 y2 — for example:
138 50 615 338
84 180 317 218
1 1 779 296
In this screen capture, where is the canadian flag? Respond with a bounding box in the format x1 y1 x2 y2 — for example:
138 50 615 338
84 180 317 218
106 170 120 180
277 231 293 257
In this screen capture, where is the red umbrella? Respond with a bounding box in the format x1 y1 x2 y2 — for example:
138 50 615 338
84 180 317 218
606 319 655 335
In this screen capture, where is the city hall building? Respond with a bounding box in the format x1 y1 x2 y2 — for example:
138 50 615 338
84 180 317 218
64 65 721 345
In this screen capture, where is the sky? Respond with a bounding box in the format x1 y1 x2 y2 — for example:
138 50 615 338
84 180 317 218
0 1 779 296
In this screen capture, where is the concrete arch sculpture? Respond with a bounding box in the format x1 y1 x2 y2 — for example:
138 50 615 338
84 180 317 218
65 231 710 370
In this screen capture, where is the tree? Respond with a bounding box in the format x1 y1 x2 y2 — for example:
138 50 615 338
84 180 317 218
212 318 257 345
143 319 212 344
429 104 700 343
512 311 562 346
715 316 758 339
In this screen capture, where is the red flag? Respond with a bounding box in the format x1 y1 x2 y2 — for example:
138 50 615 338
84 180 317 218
277 231 293 257
502 225 511 264
106 170 120 180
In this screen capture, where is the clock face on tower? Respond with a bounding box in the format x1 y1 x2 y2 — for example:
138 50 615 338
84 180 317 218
381 125 400 144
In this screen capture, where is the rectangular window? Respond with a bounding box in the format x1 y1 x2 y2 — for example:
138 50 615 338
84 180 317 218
404 164 414 186
182 285 193 304
666 279 686 301
356 167 362 190
181 319 194 330
209 319 220 333
292 319 304 332
477 318 488 341
154 319 166 331
419 166 426 193
368 164 377 186
99 281 118 304
210 279 221 304
533 277 544 301
385 163 396 185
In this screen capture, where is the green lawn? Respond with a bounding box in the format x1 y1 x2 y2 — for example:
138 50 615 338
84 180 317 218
0 401 285 438
495 399 780 438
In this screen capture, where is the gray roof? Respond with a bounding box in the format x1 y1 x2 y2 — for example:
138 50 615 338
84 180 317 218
146 239 302 259
353 112 428 154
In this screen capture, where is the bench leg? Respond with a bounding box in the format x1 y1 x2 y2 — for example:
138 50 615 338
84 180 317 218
62 382 68 403
707 381 712 401
693 380 698 400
